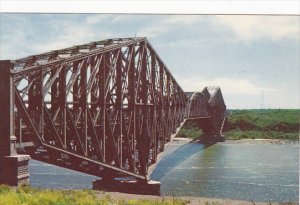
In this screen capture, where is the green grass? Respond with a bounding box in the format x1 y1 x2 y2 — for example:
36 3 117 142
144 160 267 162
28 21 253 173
0 185 188 205
177 128 203 139
176 120 203 139
224 109 299 140
225 130 299 140
226 109 299 131
204 202 220 205
177 109 299 140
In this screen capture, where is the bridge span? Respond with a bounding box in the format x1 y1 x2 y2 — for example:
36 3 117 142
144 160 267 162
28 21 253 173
0 37 226 188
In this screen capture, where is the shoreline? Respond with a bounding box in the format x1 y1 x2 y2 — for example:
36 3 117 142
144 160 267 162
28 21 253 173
223 138 299 145
178 137 299 145
95 191 299 205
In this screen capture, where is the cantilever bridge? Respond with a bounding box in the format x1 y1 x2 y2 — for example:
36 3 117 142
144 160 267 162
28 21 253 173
0 37 226 186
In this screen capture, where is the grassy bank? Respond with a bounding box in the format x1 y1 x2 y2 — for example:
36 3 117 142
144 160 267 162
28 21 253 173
224 109 299 140
177 121 203 139
177 109 299 140
0 185 188 205
1 185 286 205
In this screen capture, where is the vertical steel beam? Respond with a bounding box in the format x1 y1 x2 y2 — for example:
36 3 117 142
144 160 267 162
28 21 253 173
73 61 80 111
138 42 149 175
128 46 135 110
150 50 157 162
51 68 59 114
80 60 88 155
99 53 108 162
90 55 98 112
0 60 15 157
59 65 67 148
166 74 171 140
128 45 136 171
159 62 165 151
28 70 44 139
115 49 123 166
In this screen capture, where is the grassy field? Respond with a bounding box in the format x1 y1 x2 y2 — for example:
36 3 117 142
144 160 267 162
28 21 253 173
224 109 299 140
177 109 299 140
177 121 203 139
0 185 188 205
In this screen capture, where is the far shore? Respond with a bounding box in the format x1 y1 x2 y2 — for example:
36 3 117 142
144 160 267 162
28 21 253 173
224 138 299 144
175 137 299 145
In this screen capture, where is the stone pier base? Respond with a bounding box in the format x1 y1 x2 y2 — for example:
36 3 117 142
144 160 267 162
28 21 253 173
93 178 161 195
0 155 31 186
200 134 225 144
217 135 225 142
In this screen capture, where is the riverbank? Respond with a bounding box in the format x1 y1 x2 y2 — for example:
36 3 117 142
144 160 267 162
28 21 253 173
224 130 299 141
224 109 299 141
177 136 299 145
225 138 298 144
178 109 299 141
0 185 297 205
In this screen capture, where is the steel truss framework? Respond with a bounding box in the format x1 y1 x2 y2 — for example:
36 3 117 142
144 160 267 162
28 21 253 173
187 87 226 135
1 37 226 181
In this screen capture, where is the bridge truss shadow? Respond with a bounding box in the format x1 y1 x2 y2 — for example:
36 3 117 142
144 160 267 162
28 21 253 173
151 138 216 181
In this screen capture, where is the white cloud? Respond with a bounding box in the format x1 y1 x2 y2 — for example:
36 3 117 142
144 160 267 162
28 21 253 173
139 24 171 38
85 15 112 25
0 15 38 59
175 77 294 109
177 77 266 95
33 26 108 53
139 15 300 41
215 16 300 41
163 15 204 25
0 14 115 59
33 19 112 53
138 15 205 38
110 15 146 23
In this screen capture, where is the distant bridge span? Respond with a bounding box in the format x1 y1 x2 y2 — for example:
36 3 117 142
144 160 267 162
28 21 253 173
0 37 226 186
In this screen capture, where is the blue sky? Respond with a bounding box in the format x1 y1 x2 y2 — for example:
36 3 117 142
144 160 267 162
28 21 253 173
0 14 299 109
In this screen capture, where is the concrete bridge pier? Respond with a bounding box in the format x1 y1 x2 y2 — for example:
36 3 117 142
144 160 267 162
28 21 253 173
0 61 31 186
92 168 160 195
92 178 161 195
200 133 224 144
194 118 225 143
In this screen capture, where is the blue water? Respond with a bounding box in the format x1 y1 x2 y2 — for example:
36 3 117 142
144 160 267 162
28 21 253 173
29 161 98 189
29 141 299 203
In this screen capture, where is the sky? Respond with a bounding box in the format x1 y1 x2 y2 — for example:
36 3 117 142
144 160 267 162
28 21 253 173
0 14 299 109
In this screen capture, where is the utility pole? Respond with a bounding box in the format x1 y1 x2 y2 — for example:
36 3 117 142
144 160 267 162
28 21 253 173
260 89 265 111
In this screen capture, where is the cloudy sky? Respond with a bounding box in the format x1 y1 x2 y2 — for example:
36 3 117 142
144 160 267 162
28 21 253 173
0 14 299 109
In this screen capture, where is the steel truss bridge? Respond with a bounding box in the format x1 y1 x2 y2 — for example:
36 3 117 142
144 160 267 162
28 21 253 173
0 37 226 183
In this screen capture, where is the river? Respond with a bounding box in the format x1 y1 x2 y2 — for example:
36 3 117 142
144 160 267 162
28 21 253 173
29 140 299 203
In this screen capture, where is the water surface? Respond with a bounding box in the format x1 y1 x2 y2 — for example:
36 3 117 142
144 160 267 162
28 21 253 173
151 141 299 203
29 141 299 202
